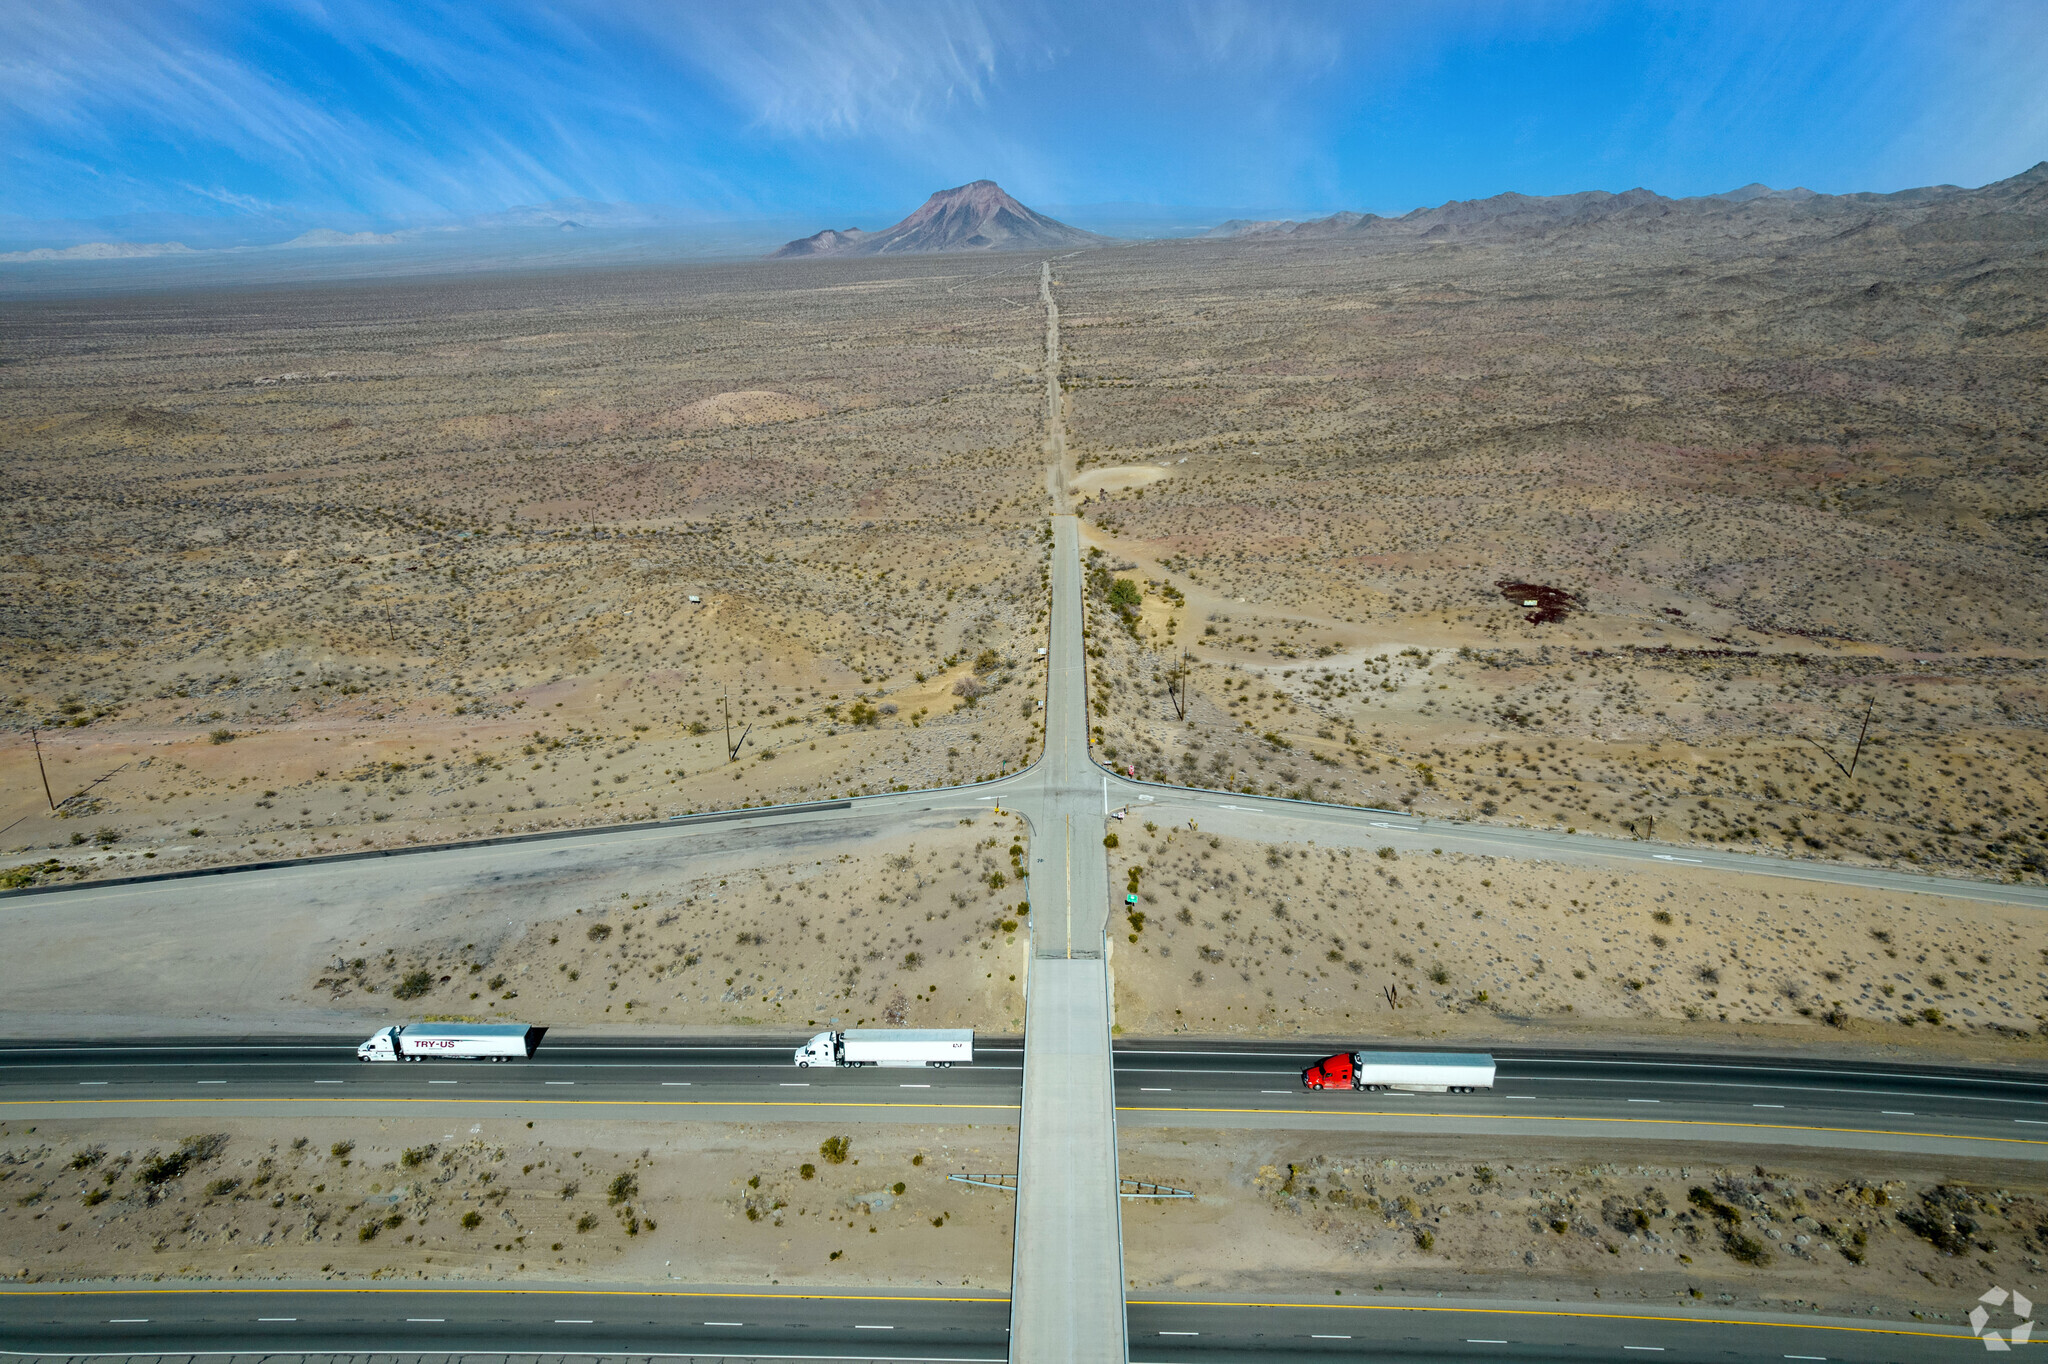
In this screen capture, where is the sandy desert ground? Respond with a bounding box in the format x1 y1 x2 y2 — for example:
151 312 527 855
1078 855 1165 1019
6 1114 2039 1327
1108 828 2047 1058
1122 1129 2044 1324
1053 224 2046 888
3 258 1054 882
0 1117 1016 1288
0 812 1032 1038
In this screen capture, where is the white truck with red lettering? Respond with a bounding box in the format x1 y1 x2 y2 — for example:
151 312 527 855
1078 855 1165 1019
356 1023 546 1062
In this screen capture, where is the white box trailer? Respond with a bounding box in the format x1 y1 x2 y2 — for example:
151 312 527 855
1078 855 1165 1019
357 1023 546 1062
1302 1050 1494 1093
794 1028 973 1068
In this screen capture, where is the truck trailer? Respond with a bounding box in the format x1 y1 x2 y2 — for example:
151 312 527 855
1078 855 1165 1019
793 1028 973 1068
1302 1050 1494 1093
357 1023 546 1062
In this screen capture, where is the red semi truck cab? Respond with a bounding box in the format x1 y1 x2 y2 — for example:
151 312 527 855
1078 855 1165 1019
1302 1052 1355 1089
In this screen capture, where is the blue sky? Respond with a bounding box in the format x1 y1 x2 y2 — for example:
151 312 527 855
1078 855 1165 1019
4 0 2045 243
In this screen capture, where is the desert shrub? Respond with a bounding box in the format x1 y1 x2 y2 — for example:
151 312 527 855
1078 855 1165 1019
1428 963 1450 985
70 1148 104 1170
136 1134 227 1187
587 923 612 941
93 827 120 848
607 1172 638 1205
819 1136 851 1165
951 676 987 700
80 1188 109 1207
902 951 923 969
1896 1185 1979 1255
1102 832 1119 849
1722 1229 1770 1265
204 1177 240 1197
392 970 435 1000
461 1210 482 1229
1651 910 1673 925
358 1222 379 1241
973 648 1003 674
330 1140 354 1160
576 1213 599 1232
1376 846 1397 860
892 1182 906 1195
800 1164 816 1180
401 1144 436 1168
1413 1229 1435 1251
209 728 235 744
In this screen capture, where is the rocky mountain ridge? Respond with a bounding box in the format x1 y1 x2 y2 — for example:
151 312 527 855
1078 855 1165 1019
772 180 1108 258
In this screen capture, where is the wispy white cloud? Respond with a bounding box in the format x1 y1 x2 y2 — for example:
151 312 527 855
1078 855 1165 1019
1149 0 1341 76
653 0 1046 139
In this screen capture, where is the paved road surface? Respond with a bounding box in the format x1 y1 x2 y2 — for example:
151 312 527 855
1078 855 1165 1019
1005 509 1125 1360
1101 785 2048 910
5 1038 2041 1161
0 1284 1978 1361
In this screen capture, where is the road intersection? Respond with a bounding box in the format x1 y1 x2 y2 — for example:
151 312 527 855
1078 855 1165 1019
3 260 2046 1358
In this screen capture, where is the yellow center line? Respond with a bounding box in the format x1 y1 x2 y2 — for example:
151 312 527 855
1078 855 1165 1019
0 1098 1018 1112
1125 1299 1964 1342
1116 1104 2047 1147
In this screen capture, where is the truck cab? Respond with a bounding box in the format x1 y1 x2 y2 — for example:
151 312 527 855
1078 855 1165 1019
1302 1052 1354 1090
794 1033 839 1068
357 1027 400 1062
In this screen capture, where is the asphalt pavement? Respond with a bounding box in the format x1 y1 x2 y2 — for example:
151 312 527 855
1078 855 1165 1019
5 1037 2042 1161
0 1283 1981 1361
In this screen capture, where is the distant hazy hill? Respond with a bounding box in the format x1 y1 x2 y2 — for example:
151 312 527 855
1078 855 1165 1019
772 181 1110 258
0 240 198 262
1205 162 2048 245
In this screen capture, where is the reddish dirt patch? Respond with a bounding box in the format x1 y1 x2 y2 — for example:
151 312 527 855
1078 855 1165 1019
1496 579 1583 624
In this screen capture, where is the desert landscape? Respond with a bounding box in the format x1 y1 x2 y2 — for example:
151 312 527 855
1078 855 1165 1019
0 1116 1017 1288
0 809 1033 1038
1106 827 2048 1057
1121 1130 2045 1325
2 258 1056 882
7 1114 2041 1327
1059 167 2048 888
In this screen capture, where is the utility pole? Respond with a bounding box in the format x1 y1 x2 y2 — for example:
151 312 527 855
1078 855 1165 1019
30 725 54 811
723 692 751 763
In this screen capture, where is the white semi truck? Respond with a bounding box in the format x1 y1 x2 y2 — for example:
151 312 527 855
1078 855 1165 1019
357 1023 547 1062
793 1028 973 1068
1302 1050 1495 1093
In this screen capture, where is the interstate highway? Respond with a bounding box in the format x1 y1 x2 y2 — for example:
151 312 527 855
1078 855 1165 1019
0 1283 1981 1362
3 1037 2043 1158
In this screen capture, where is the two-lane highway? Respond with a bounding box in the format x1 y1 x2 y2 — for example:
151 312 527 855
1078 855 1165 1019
0 1036 1025 1125
7 1037 2043 1159
0 1283 1012 1360
0 1283 1979 1362
1111 1041 2048 1161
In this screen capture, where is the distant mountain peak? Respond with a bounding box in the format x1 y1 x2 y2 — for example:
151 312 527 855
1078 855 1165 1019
771 181 1108 258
